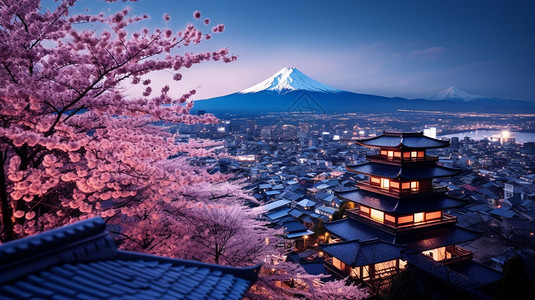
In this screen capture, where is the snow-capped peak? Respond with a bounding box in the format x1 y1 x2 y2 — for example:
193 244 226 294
240 67 341 94
426 86 486 101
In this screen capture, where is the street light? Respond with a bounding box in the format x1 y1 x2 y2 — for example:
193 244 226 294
303 235 309 249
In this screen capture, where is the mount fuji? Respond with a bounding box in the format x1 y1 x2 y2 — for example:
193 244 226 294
193 67 535 115
239 67 341 94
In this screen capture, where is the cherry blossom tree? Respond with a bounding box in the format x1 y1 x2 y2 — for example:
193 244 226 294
0 0 234 242
0 1 367 298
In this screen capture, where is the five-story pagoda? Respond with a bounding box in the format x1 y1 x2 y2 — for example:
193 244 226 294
320 132 498 291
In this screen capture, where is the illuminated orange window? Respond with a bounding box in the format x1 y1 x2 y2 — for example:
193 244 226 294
388 151 394 158
371 177 380 184
398 215 413 224
401 182 410 190
425 211 441 220
390 181 400 189
403 152 411 158
394 151 401 158
418 151 425 158
380 150 388 156
385 214 395 223
360 205 370 214
411 151 418 158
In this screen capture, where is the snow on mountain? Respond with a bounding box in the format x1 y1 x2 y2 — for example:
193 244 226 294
426 86 486 101
239 67 341 94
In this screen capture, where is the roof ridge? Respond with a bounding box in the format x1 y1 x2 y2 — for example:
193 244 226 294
0 217 116 284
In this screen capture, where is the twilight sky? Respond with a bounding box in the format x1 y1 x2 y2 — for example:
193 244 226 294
55 0 535 101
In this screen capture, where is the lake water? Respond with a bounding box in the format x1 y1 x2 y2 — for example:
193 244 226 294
439 130 535 144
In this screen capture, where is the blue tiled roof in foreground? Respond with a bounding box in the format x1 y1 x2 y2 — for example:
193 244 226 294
0 217 260 300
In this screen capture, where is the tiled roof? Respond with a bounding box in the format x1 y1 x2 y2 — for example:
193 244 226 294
320 239 403 267
283 220 307 233
260 199 291 212
403 253 497 300
346 162 461 179
323 218 480 253
323 218 395 242
297 199 316 208
336 190 467 214
265 208 291 221
0 217 259 300
397 225 481 252
356 132 450 149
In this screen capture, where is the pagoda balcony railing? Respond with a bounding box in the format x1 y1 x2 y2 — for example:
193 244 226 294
356 182 448 199
366 154 439 165
346 209 457 233
441 245 473 265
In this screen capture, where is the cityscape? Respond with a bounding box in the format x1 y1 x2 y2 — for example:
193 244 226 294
1 0 534 299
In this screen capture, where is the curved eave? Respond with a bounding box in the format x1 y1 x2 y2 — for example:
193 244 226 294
336 190 468 214
356 131 450 150
346 162 461 180
400 225 482 253
320 239 403 267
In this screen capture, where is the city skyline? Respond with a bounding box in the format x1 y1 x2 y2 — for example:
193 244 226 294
54 0 535 102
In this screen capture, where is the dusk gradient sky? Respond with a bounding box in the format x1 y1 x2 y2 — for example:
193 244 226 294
58 0 535 102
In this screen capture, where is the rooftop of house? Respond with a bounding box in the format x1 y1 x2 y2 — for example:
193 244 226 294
0 217 259 300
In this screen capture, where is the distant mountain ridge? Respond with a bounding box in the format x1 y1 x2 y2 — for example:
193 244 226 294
193 67 535 115
426 87 487 101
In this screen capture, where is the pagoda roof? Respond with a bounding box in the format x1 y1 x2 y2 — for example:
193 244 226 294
324 218 394 242
336 190 467 214
0 217 259 300
320 239 403 267
324 218 480 252
346 162 461 179
397 225 481 252
357 131 450 149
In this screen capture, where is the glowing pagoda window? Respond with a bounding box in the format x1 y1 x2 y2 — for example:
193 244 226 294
401 182 410 190
403 152 411 158
387 151 394 158
425 211 441 220
418 151 425 158
414 212 424 223
398 215 413 224
380 178 390 189
385 214 396 224
370 177 380 184
410 181 419 191
380 150 388 156
370 209 384 223
390 181 400 189
411 151 418 158
394 151 401 158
